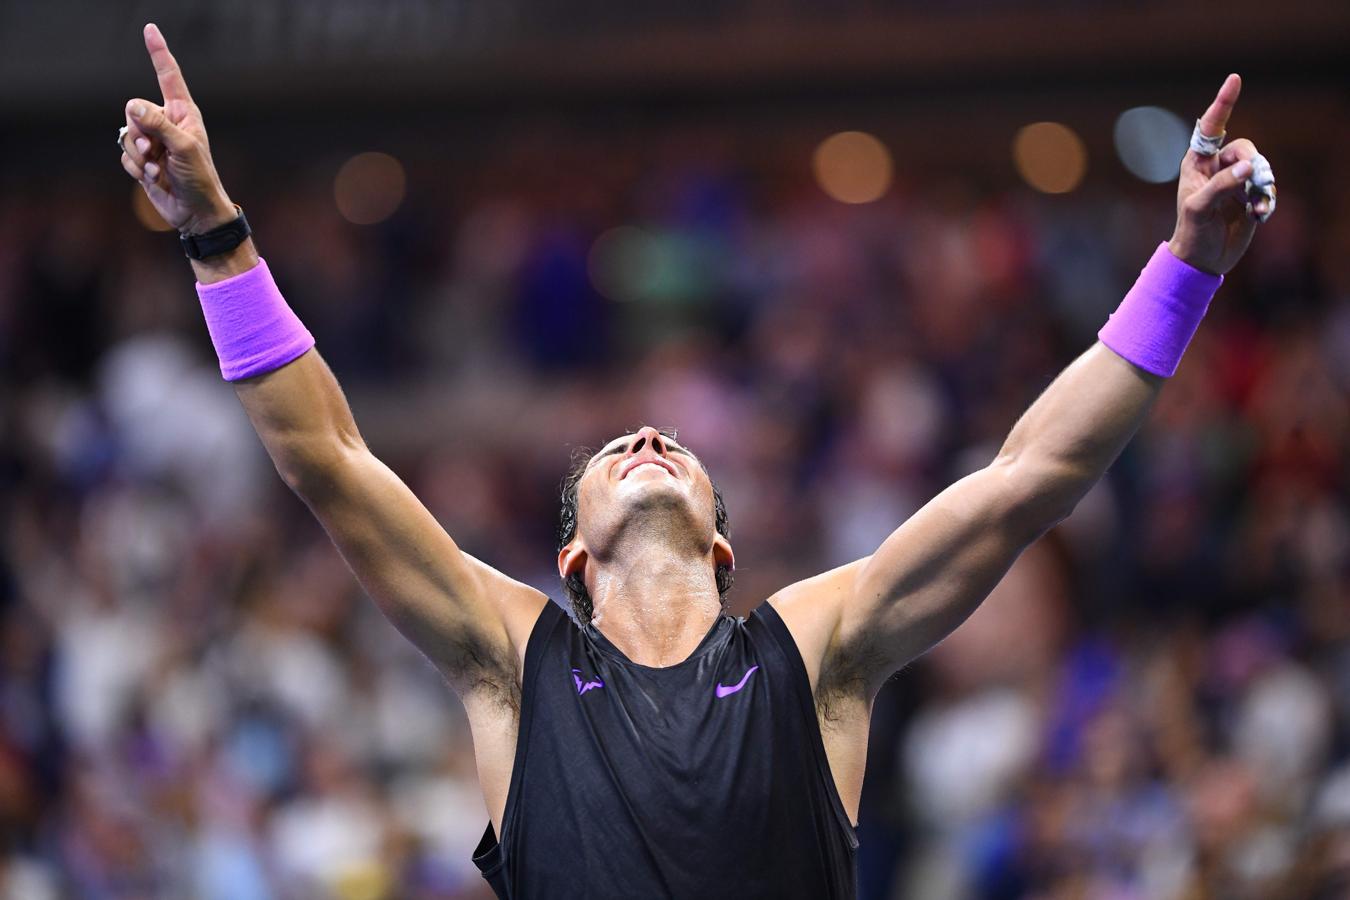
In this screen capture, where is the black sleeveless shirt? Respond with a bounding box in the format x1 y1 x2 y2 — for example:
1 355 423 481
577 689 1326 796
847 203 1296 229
472 599 859 899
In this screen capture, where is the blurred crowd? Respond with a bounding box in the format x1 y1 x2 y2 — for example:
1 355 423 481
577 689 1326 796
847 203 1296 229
1 112 1347 900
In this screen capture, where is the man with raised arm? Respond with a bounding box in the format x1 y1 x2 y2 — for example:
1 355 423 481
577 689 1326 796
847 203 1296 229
118 23 1274 899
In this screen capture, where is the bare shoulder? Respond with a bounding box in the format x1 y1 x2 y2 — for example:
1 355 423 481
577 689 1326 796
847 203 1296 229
465 554 552 663
765 558 868 696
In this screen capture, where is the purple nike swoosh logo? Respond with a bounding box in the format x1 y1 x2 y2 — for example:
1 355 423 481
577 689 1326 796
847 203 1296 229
572 668 604 695
715 665 759 698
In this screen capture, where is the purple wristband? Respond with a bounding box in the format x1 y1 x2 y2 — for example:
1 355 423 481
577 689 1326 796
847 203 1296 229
1097 242 1222 378
196 257 315 382
1096 241 1225 377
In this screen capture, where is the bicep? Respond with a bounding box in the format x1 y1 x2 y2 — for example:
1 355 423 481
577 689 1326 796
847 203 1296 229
836 457 1049 692
295 446 544 691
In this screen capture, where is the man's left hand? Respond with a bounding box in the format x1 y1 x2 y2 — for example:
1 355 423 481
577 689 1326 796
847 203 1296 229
1168 73 1274 276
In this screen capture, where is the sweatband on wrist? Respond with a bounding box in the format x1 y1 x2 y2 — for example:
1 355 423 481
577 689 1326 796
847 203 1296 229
196 257 315 382
1097 242 1222 378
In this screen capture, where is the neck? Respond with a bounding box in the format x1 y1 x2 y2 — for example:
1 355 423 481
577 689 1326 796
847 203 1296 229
586 534 723 668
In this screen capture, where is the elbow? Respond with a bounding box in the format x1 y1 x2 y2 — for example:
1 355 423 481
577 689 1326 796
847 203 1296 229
999 454 1088 538
274 455 329 498
273 435 364 498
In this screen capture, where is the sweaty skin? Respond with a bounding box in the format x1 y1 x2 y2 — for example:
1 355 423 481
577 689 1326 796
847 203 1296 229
559 428 733 667
118 30 1268 835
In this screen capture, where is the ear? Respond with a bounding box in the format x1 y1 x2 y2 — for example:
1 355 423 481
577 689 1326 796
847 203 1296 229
558 540 588 581
712 534 735 573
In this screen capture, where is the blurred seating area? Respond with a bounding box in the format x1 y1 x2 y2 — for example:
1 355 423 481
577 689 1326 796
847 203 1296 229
2 74 1349 900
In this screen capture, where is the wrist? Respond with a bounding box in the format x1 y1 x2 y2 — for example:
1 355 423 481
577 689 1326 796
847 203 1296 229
1167 233 1220 277
196 257 315 382
190 236 259 284
1097 241 1222 378
182 194 238 235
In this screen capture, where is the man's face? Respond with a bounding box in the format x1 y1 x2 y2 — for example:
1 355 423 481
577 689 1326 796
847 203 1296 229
570 426 720 560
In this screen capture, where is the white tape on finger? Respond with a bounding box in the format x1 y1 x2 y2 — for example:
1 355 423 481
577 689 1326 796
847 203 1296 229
1245 152 1276 223
1189 119 1225 156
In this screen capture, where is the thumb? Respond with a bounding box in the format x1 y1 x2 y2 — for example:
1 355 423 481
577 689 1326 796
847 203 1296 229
1184 157 1253 217
126 99 193 154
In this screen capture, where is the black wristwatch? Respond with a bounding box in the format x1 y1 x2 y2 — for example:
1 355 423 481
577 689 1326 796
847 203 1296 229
180 205 251 260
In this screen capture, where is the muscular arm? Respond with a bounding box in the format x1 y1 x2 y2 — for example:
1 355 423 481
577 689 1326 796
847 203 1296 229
232 326 543 692
774 74 1268 700
121 26 543 696
196 242 542 692
839 342 1160 691
771 342 1161 700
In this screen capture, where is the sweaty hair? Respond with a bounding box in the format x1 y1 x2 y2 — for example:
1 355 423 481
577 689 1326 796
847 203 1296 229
558 429 732 625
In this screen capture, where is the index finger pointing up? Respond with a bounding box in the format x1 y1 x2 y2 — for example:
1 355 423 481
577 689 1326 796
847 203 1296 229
1198 73 1241 137
143 23 192 104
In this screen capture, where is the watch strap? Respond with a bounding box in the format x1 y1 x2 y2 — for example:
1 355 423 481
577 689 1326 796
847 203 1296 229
181 205 251 260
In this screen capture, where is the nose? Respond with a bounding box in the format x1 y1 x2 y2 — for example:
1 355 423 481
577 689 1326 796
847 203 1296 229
627 426 668 457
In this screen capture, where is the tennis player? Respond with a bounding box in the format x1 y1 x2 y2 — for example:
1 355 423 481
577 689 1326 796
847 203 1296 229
118 22 1273 899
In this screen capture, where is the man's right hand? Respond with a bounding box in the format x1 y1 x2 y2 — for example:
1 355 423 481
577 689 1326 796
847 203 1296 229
119 23 236 235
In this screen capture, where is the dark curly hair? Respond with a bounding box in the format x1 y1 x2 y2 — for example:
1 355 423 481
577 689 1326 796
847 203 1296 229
558 429 732 625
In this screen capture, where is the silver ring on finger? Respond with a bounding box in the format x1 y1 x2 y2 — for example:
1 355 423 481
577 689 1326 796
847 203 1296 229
117 124 129 152
1189 119 1225 156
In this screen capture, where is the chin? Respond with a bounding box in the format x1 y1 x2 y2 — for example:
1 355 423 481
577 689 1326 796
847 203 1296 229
616 480 704 529
619 476 688 506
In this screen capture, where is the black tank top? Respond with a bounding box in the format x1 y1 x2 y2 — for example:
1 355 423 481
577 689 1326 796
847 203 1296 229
471 599 859 899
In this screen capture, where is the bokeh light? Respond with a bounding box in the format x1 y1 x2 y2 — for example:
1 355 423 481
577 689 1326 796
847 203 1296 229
1114 106 1190 183
1012 122 1087 194
588 226 712 304
334 152 406 225
812 131 893 204
131 185 174 232
589 226 651 302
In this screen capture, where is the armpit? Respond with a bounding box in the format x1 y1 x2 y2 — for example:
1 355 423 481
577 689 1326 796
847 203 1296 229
814 627 889 724
439 628 522 716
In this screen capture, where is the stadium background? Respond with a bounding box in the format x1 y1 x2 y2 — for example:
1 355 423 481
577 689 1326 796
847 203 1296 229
1 1 1348 897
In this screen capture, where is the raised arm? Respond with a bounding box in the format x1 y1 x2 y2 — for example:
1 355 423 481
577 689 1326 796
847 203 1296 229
774 74 1273 699
118 24 544 697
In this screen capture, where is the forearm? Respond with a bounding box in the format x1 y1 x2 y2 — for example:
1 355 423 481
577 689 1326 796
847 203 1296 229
998 342 1163 519
189 240 360 490
996 241 1221 524
233 348 366 492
